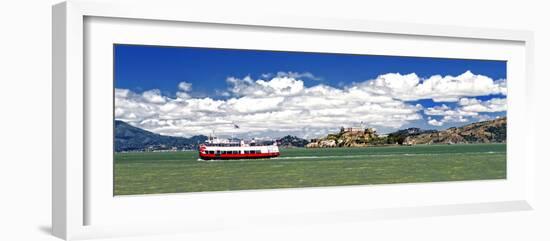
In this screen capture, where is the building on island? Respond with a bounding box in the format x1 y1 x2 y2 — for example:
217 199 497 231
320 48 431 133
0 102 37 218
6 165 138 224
340 127 376 135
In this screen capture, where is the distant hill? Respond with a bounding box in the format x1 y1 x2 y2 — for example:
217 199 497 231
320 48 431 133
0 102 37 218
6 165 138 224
306 117 506 148
402 117 506 145
277 135 309 147
386 128 438 145
115 120 207 152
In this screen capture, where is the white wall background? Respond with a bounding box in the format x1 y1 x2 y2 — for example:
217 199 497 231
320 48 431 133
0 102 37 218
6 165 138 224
0 0 548 240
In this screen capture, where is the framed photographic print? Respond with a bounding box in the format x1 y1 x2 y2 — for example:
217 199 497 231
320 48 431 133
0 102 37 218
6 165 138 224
53 0 535 240
113 44 508 195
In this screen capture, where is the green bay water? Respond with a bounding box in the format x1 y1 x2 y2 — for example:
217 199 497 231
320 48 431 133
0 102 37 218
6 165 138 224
114 143 506 195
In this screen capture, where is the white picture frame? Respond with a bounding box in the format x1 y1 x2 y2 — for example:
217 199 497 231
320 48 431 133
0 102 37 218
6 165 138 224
52 0 535 240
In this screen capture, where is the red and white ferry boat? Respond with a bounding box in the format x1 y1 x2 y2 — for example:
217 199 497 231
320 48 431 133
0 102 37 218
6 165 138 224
198 136 280 160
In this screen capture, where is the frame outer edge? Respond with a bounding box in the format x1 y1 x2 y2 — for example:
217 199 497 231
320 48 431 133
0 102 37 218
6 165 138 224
525 32 536 209
73 0 530 42
54 1 535 239
67 0 85 239
52 2 68 240
53 1 86 240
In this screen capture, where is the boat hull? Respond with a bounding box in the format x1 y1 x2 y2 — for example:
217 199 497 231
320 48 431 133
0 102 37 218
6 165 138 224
199 152 280 160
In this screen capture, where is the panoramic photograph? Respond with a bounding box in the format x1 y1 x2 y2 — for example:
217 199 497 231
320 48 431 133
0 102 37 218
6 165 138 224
114 44 507 195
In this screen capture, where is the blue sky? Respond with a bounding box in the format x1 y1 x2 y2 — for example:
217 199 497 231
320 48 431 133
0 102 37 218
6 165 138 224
114 44 507 138
115 44 506 97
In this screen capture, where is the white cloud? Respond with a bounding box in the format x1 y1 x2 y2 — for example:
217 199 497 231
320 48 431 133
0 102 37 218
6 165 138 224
425 97 506 126
474 114 493 122
175 81 193 99
358 71 506 102
424 104 478 117
227 76 305 97
141 89 166 104
226 96 285 113
458 97 506 113
276 71 321 80
116 76 422 138
116 71 506 138
178 81 192 92
261 71 321 81
428 118 443 126
442 115 470 123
